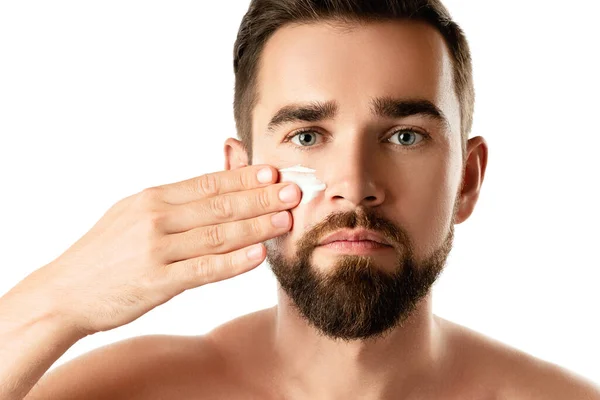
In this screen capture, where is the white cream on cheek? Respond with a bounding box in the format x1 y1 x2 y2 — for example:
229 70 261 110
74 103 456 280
278 164 326 204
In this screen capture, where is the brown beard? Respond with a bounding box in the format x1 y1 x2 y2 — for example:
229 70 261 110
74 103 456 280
266 206 455 342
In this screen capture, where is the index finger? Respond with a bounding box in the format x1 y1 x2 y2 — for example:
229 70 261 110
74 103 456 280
154 165 278 205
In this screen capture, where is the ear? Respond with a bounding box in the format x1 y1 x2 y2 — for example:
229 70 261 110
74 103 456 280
454 136 488 225
224 138 249 171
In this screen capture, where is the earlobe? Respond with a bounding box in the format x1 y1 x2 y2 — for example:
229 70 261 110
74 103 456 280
224 138 249 170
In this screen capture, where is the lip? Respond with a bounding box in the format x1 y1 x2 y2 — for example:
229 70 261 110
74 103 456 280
318 229 392 247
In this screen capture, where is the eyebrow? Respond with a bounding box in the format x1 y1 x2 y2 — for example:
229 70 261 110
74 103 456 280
370 96 451 132
265 96 451 134
267 101 338 133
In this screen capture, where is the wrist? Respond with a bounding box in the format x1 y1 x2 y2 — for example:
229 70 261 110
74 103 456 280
0 281 90 343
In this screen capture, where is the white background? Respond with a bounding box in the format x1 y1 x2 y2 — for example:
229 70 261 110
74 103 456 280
1 0 599 384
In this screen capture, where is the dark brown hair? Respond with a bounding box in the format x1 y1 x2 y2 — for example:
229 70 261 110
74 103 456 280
233 0 474 161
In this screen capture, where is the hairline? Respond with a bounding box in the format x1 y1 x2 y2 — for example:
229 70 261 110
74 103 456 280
244 18 466 162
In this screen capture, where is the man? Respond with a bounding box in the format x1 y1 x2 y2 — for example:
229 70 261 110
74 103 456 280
1 0 599 399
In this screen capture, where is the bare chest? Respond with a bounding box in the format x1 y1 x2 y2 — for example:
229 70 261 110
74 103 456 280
126 364 508 400
132 385 506 400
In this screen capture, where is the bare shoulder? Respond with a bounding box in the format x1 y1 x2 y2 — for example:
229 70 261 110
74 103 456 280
25 333 223 400
26 308 275 400
438 317 600 400
510 362 600 400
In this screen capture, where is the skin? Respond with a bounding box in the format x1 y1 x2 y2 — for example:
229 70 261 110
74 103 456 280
23 19 600 400
232 19 475 397
218 20 598 398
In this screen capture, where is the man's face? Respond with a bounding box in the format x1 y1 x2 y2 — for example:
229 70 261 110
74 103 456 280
250 20 464 341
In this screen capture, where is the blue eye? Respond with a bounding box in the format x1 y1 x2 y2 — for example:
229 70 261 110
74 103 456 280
290 130 319 147
388 129 427 146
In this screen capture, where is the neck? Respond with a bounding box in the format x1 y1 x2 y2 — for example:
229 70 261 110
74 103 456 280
270 286 444 399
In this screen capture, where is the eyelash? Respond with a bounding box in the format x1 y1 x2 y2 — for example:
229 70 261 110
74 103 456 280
283 128 431 151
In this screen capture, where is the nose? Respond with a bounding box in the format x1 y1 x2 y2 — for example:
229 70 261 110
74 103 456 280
322 142 386 208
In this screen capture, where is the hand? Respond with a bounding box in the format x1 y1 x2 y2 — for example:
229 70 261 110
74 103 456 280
11 165 300 336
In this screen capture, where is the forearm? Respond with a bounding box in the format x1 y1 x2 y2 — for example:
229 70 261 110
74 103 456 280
0 285 87 400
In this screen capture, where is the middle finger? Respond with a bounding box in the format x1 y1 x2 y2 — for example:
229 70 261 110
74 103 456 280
161 210 293 262
161 183 301 233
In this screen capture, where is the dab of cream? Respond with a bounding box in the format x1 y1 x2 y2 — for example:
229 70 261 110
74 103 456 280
278 165 326 204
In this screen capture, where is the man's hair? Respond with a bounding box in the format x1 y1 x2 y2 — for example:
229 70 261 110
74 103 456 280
233 0 474 161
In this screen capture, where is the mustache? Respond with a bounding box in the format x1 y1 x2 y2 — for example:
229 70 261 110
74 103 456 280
295 207 410 253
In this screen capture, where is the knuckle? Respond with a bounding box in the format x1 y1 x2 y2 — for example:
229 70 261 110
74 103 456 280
144 209 168 231
248 217 264 237
204 225 224 248
134 188 163 215
210 195 233 219
139 186 163 203
239 170 253 189
238 173 250 189
195 256 216 282
257 189 272 210
224 252 237 272
197 174 219 196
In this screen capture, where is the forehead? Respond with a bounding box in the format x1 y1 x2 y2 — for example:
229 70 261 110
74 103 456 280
253 20 459 134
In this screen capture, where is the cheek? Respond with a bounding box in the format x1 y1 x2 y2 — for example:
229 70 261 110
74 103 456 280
289 204 312 237
283 202 324 253
250 148 290 167
402 163 457 257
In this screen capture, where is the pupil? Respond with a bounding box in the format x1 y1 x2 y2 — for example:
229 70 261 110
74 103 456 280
300 133 314 145
400 133 414 144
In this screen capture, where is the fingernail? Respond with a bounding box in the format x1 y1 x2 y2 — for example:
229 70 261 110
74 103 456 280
271 211 290 228
257 168 273 183
247 244 264 260
279 185 299 203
